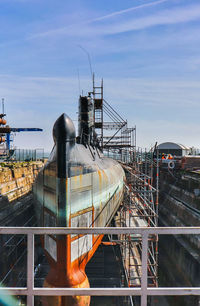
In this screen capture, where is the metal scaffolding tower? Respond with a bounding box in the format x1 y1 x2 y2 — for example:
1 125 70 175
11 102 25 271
93 75 104 148
92 75 136 155
117 148 159 289
91 77 159 295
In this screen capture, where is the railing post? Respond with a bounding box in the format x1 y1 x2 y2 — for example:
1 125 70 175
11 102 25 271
27 233 34 306
141 232 148 306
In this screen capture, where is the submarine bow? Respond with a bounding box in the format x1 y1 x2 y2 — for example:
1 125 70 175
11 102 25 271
33 96 125 306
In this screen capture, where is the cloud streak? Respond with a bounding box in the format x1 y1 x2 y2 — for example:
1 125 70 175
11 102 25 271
91 0 169 22
30 2 200 40
97 4 200 35
30 0 169 39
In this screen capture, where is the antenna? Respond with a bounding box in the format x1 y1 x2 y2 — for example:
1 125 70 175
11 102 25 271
77 45 93 80
77 69 81 95
2 98 4 114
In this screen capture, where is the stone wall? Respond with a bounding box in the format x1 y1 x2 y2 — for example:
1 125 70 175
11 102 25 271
0 161 43 202
0 161 44 288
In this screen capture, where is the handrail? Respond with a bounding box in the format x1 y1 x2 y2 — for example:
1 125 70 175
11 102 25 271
0 226 200 306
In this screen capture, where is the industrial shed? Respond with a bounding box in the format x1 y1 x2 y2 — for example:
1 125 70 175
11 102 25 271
157 142 190 157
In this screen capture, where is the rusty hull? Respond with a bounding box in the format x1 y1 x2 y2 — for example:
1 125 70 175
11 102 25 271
33 114 125 306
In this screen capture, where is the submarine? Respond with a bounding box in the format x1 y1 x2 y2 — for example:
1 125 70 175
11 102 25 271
33 93 125 305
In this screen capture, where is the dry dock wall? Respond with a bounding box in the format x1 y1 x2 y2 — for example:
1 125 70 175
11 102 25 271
159 170 200 306
0 161 43 203
0 162 44 287
0 161 43 227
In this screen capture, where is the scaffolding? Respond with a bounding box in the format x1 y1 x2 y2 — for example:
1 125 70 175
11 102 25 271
117 148 159 290
92 75 136 156
92 77 159 296
93 75 104 148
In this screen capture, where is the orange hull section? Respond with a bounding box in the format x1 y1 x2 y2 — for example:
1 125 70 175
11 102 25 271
42 234 104 306
43 276 90 306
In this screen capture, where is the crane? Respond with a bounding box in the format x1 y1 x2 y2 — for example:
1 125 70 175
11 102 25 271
0 99 43 157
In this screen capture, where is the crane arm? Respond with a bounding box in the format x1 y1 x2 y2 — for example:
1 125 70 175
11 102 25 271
10 128 43 132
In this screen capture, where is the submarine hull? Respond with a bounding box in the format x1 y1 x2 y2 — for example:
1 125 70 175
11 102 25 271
33 113 125 305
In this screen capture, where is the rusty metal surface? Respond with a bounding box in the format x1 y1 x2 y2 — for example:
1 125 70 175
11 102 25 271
33 113 125 273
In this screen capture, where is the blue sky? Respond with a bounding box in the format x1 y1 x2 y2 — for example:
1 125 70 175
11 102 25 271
0 0 200 151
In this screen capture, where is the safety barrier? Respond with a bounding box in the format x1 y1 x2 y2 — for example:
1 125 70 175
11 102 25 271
0 226 200 306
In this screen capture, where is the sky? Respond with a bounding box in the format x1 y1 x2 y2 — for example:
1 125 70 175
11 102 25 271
0 0 200 151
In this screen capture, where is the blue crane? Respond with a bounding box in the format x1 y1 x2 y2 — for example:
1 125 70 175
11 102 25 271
6 128 43 150
0 99 43 157
11 128 43 132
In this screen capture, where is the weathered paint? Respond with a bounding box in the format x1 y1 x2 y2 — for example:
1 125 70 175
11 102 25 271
33 114 125 306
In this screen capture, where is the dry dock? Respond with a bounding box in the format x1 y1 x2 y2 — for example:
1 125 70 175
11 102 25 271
0 158 200 305
159 169 200 306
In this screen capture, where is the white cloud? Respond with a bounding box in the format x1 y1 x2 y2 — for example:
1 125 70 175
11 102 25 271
91 0 168 22
30 3 200 39
30 0 168 39
98 4 200 35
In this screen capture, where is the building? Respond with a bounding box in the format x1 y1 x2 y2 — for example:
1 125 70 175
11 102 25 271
157 142 190 157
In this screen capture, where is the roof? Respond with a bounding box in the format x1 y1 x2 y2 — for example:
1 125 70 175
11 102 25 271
157 142 190 150
177 143 190 150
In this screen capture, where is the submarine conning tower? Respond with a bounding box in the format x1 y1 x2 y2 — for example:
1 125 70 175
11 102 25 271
78 95 95 146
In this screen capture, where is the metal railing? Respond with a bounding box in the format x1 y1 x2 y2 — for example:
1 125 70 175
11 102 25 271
13 149 44 161
0 148 44 162
0 227 200 306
